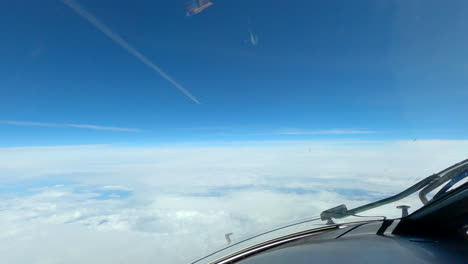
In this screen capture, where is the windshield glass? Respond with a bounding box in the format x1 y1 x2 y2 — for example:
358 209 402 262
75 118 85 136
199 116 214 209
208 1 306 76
1 1 467 263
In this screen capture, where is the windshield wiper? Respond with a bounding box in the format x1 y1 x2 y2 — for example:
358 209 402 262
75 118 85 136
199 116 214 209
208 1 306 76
320 159 468 224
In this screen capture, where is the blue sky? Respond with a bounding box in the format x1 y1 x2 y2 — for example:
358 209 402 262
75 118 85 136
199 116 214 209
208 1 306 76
1 0 467 146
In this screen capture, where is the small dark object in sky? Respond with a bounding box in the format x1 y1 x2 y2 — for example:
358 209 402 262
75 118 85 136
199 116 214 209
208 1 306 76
225 233 233 244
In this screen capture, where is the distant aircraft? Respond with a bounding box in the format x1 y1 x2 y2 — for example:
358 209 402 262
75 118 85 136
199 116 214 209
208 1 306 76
185 0 213 16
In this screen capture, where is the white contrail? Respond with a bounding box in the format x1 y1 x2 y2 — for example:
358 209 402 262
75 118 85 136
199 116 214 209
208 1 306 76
61 0 201 104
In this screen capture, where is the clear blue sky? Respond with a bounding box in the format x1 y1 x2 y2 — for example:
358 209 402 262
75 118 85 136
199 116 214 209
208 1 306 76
1 0 467 146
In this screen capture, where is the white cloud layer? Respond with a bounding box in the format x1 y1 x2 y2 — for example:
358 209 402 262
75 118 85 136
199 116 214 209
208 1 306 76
0 140 467 264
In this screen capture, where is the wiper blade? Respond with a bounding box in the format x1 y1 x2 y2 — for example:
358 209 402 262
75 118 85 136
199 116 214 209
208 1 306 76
320 159 468 224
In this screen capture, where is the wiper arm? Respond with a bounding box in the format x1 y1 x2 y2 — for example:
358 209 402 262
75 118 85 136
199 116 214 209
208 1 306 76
419 158 468 204
320 175 437 224
320 159 468 224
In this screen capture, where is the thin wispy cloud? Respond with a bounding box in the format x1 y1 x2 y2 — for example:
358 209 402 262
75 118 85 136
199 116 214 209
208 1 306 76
65 124 141 132
213 129 377 137
180 126 235 130
180 126 375 135
0 121 141 132
61 0 201 104
272 129 377 135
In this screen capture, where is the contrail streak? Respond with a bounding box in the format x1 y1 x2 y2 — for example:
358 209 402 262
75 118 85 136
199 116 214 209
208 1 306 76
61 0 201 104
